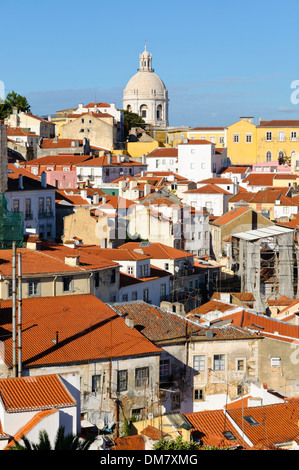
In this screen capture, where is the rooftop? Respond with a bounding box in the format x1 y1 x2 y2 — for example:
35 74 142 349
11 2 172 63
0 294 162 368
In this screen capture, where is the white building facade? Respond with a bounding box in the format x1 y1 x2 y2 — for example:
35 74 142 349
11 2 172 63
123 46 169 128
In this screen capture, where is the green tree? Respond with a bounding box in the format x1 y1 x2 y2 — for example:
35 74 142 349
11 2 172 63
10 426 95 451
122 110 146 139
0 90 31 119
153 436 201 450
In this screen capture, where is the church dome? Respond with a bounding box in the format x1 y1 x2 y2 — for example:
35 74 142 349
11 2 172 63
124 70 167 97
123 46 169 128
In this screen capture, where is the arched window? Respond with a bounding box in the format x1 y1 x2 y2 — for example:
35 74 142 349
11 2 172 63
266 151 272 162
156 105 162 120
140 104 148 118
127 105 132 113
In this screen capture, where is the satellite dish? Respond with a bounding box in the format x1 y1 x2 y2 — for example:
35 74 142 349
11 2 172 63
148 412 153 419
96 419 105 430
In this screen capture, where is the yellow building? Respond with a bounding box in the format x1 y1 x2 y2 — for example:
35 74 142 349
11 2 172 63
187 127 226 148
226 117 257 165
256 119 299 164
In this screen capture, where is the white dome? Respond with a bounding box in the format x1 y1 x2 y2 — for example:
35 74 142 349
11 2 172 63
124 71 167 97
123 46 169 128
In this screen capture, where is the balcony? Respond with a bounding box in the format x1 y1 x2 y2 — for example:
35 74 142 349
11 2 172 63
25 212 33 220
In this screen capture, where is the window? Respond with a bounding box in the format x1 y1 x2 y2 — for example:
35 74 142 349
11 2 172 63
110 269 116 284
270 357 281 367
193 355 205 372
219 136 225 144
92 374 101 392
291 131 297 141
164 263 169 271
236 359 245 371
28 280 39 296
160 359 170 380
110 293 117 303
122 294 128 302
143 289 149 302
194 389 204 401
278 131 285 141
244 415 259 426
127 266 134 275
131 408 145 421
140 105 147 118
135 367 149 387
233 134 239 143
117 370 128 392
131 291 137 301
171 392 181 410
46 197 52 215
25 199 32 219
266 151 272 162
245 134 252 143
155 159 160 168
12 199 19 212
266 131 272 141
63 277 72 292
213 354 225 371
94 272 100 288
160 283 166 301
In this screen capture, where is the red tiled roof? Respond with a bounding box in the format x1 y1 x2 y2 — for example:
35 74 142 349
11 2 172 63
84 102 110 108
185 409 246 449
258 120 299 127
146 147 178 158
197 178 233 185
213 310 299 342
184 184 232 195
211 206 250 225
40 138 82 149
227 402 299 448
228 191 255 202
111 435 145 450
118 242 194 259
22 153 92 166
222 166 250 174
0 294 162 367
7 127 37 137
243 173 275 186
23 113 55 124
76 155 146 167
0 374 76 411
0 243 118 277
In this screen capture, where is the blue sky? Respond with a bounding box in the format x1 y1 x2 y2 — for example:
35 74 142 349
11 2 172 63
1 0 299 127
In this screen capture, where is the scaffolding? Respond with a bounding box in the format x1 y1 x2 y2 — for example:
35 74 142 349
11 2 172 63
0 193 23 249
231 226 295 312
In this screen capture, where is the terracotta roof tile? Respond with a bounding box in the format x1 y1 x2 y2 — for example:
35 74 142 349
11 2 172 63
184 184 232 195
185 409 246 449
0 294 162 368
0 374 76 411
111 435 145 450
227 402 299 448
146 147 178 158
118 242 194 259
211 206 250 225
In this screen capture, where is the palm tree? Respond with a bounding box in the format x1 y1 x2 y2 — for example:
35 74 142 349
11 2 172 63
11 426 95 450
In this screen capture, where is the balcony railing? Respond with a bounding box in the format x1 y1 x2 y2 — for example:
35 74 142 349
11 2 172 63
25 212 33 220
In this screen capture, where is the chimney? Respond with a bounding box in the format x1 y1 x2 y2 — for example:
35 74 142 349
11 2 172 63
93 193 99 204
117 154 121 163
64 255 80 267
41 171 47 188
142 154 146 165
107 154 112 165
125 317 134 328
80 189 87 200
18 174 24 189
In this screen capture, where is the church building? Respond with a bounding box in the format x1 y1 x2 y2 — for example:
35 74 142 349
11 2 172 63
123 46 169 128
